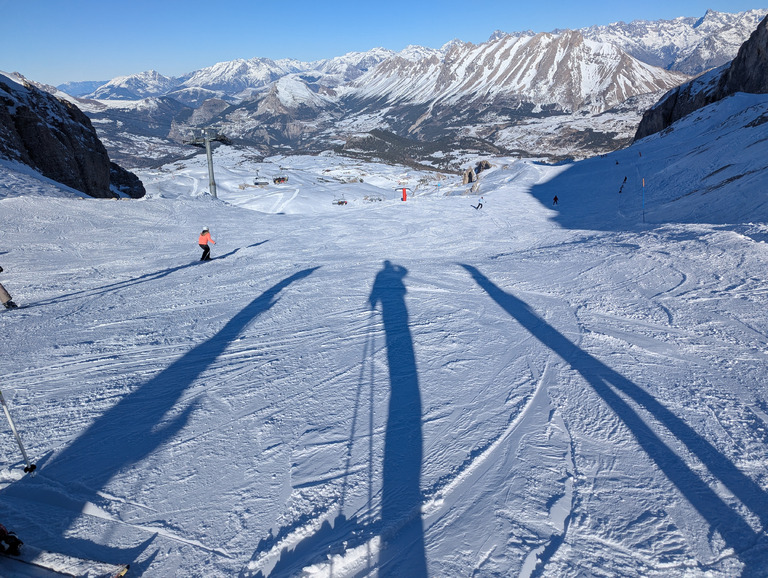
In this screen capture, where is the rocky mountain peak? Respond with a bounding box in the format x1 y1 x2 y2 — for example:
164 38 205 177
635 14 768 140
721 14 768 94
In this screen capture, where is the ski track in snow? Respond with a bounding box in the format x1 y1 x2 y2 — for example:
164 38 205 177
2 98 768 577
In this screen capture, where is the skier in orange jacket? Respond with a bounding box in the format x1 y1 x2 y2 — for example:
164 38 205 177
198 226 215 261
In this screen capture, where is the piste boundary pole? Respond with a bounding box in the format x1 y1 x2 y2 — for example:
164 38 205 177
0 389 36 473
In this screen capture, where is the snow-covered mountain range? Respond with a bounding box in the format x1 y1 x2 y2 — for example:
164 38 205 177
84 49 395 106
581 8 767 72
636 12 768 141
76 10 766 103
56 9 766 167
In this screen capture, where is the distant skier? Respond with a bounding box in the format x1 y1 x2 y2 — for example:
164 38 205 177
553 195 559 205
0 267 18 309
472 196 484 210
198 227 215 261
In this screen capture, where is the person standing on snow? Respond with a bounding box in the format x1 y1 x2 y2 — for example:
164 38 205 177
553 195 559 205
474 197 484 210
198 227 215 261
0 267 18 309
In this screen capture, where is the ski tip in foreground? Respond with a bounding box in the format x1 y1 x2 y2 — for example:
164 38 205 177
0 541 130 578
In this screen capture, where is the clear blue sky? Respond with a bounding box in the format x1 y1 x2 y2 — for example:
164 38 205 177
1 0 765 86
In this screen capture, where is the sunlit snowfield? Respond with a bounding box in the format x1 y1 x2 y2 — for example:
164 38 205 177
1 93 768 576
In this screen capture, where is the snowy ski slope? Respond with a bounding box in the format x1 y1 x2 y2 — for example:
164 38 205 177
0 93 768 576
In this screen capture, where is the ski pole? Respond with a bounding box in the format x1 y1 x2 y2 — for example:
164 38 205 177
0 389 36 473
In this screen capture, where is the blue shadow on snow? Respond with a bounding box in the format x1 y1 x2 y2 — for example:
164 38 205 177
368 260 427 577
244 260 427 577
0 267 318 567
461 263 768 575
31 244 264 307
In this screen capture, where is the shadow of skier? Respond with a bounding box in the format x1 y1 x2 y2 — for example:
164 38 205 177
368 260 427 577
31 244 264 307
461 263 768 574
0 267 318 566
242 260 427 577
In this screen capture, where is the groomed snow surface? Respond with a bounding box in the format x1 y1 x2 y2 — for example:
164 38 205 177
2 93 768 577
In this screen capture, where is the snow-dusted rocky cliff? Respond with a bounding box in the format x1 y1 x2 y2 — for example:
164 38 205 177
0 72 145 198
635 14 768 141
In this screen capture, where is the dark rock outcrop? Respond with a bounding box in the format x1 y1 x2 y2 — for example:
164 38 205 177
109 162 146 199
635 14 768 140
475 160 492 174
719 14 768 95
0 73 145 198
